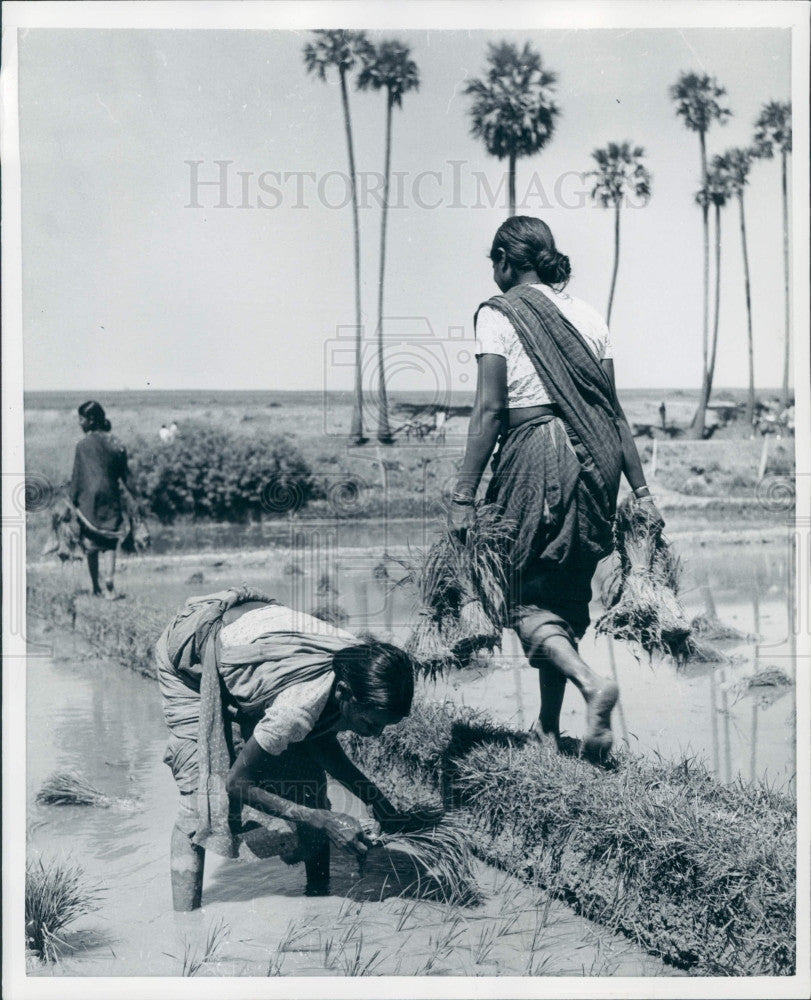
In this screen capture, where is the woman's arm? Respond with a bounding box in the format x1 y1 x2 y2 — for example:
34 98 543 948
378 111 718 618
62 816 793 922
602 359 664 528
311 735 442 830
452 354 508 501
226 735 372 855
310 735 398 820
70 445 81 506
602 360 647 492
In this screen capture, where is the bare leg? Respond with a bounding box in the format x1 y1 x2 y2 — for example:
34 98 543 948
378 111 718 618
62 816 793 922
529 664 567 748
86 551 101 596
100 549 117 599
522 627 618 757
304 839 331 896
170 824 205 911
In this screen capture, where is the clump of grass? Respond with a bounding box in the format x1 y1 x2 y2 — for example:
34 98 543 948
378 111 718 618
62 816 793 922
345 699 795 976
404 612 458 679
371 818 482 907
398 506 511 675
37 772 111 808
731 666 793 707
26 857 101 962
690 613 752 643
743 666 792 689
167 916 230 976
597 497 692 657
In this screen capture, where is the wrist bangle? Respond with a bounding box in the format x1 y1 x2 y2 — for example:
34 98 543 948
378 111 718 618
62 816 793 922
633 485 651 498
451 493 475 507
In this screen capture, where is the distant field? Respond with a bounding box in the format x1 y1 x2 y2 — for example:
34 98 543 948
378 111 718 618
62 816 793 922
23 388 794 545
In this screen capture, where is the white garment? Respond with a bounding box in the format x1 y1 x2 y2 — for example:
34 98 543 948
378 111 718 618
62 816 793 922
474 284 613 408
220 605 353 756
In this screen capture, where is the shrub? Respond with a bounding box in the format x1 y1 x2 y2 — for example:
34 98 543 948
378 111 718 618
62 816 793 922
129 424 318 523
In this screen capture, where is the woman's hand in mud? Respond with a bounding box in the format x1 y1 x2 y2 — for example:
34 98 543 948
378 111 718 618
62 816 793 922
316 811 375 855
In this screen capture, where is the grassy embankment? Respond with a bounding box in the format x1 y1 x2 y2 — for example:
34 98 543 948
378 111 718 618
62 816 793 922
27 574 796 976
24 394 794 517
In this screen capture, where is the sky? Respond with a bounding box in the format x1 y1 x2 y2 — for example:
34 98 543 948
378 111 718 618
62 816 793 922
17 24 793 393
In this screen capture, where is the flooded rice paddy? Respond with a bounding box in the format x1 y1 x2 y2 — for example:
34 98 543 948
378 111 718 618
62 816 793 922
26 522 794 976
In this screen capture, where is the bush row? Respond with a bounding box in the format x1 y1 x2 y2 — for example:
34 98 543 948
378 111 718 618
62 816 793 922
128 424 319 523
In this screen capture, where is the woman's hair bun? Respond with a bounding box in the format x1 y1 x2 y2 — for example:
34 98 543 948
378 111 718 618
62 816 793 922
489 215 571 290
535 247 571 287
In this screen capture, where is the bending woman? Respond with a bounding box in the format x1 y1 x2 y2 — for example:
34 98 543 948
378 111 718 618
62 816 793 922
449 216 663 757
70 400 131 598
157 586 419 909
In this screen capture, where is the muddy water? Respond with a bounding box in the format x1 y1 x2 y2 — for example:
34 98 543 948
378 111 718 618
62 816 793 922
110 537 796 789
27 620 672 977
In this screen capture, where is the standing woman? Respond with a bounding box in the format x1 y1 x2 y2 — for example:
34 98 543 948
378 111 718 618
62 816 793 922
70 400 131 599
449 216 664 757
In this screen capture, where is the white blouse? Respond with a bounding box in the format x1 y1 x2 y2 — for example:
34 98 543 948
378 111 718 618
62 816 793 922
220 605 353 756
474 284 613 408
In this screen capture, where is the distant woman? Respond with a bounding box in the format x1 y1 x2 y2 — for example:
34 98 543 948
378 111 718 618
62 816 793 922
449 216 663 757
70 400 131 598
157 587 421 909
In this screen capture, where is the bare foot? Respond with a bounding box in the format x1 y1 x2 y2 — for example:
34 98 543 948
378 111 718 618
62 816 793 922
582 681 619 758
528 719 560 753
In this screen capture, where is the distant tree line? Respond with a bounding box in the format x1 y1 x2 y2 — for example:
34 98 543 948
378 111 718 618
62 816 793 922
303 31 792 442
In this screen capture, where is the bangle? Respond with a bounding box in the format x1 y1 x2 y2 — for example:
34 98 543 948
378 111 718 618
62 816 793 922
450 492 475 507
632 485 651 498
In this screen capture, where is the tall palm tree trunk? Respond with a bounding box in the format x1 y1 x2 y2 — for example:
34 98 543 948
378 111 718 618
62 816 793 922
508 152 516 216
706 202 722 401
692 129 710 439
339 67 366 445
738 192 755 428
606 202 621 325
780 149 790 408
375 94 394 444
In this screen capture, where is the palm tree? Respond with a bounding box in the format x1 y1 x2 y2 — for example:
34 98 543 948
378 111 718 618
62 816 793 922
464 41 559 216
358 40 419 445
695 163 732 412
752 101 792 408
670 72 732 438
303 29 372 445
587 142 652 325
714 148 756 428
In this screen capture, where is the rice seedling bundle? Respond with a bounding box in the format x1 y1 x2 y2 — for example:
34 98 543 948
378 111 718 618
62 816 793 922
402 505 512 676
690 613 751 643
367 817 482 906
597 496 693 658
25 857 101 962
36 771 138 811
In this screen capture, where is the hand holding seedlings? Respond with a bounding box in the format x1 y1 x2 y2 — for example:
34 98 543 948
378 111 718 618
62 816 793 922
317 812 375 856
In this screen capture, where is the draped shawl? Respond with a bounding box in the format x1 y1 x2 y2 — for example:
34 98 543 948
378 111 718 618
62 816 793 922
157 586 358 857
477 284 623 563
